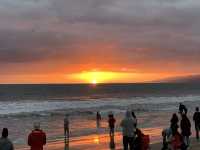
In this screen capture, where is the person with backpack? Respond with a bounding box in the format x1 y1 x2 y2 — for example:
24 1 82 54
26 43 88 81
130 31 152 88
193 107 200 140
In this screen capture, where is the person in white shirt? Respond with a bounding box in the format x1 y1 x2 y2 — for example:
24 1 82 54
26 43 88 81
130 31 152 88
120 111 136 150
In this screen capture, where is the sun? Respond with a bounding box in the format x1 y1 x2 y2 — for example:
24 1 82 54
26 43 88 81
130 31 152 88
92 79 97 84
76 71 116 84
69 71 136 83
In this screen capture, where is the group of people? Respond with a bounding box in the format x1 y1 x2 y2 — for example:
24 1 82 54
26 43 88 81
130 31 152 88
0 123 46 150
96 110 149 150
0 103 200 150
120 110 149 150
162 103 200 150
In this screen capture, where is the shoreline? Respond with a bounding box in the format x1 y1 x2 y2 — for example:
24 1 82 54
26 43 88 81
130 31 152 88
15 127 164 150
16 132 200 150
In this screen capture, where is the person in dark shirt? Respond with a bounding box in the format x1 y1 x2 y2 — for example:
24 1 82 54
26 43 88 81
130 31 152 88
96 111 102 128
131 110 137 128
108 113 116 137
180 114 191 149
193 107 200 140
170 113 179 135
0 128 14 150
64 114 70 150
134 129 143 150
64 114 69 139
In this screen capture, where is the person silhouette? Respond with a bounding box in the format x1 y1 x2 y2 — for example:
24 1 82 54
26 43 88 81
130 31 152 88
64 114 69 150
180 114 191 149
179 103 188 115
131 110 137 128
108 113 116 137
193 107 200 140
170 113 179 136
96 111 102 128
0 128 14 150
64 114 69 138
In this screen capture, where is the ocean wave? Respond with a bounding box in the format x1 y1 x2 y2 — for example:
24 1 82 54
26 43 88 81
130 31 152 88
0 95 200 117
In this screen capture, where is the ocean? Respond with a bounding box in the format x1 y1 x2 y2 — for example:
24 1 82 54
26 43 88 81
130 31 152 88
0 83 200 148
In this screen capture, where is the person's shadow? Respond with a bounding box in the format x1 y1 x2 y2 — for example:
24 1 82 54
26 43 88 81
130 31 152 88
109 135 116 150
64 135 69 150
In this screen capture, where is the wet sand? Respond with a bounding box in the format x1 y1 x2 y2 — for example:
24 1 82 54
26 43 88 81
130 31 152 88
16 128 162 150
16 130 200 150
151 139 200 150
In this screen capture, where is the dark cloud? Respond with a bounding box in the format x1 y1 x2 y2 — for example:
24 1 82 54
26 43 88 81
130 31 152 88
0 0 200 74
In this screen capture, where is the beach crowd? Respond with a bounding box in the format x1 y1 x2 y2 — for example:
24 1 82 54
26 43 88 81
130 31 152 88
0 103 200 150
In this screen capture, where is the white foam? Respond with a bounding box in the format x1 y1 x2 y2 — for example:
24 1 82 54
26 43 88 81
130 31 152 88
0 95 200 115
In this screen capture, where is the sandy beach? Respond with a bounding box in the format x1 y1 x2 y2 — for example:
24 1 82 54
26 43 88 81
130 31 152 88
10 109 199 150
1 0 200 148
16 135 200 150
15 129 200 150
151 139 200 150
1 85 200 150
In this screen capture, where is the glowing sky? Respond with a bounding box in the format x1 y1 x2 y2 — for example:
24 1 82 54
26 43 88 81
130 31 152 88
0 0 200 83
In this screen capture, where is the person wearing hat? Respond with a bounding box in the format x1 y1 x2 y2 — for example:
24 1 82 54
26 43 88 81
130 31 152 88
28 122 46 150
0 128 14 150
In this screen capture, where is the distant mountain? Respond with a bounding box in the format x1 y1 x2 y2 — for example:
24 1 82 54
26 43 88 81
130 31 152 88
158 75 200 83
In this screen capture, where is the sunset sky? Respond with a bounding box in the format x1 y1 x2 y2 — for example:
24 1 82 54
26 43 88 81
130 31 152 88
0 0 200 83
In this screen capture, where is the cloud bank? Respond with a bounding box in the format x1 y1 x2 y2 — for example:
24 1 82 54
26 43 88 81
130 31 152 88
0 0 200 78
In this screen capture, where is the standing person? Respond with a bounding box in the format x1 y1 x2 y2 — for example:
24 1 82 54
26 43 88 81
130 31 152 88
131 110 137 128
108 113 116 137
162 127 172 150
64 114 69 139
120 111 136 150
96 111 102 128
180 114 191 149
0 128 14 150
28 122 46 150
171 113 179 126
193 107 200 140
64 114 70 150
170 113 179 135
179 103 188 115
